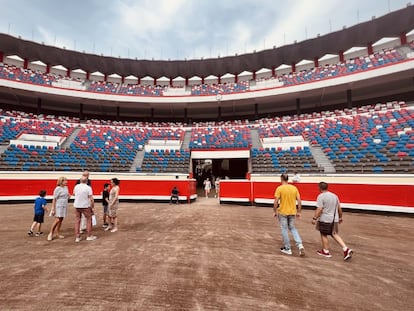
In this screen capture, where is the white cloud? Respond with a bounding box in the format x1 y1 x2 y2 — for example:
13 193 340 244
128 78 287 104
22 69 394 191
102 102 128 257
264 0 342 48
37 25 72 50
0 0 410 60
117 0 188 38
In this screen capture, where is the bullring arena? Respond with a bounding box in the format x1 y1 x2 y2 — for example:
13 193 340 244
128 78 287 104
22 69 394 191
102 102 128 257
1 187 413 310
1 4 414 311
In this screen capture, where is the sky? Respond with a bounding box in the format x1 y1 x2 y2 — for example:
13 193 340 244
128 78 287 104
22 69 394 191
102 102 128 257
0 0 411 61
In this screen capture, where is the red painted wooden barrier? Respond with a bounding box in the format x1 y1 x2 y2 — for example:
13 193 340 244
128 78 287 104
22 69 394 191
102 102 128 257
0 177 197 202
0 175 412 213
220 180 414 213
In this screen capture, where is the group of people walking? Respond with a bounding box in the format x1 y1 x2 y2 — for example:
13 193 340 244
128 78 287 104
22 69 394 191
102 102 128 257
28 170 353 260
27 170 120 243
203 176 221 199
273 174 353 261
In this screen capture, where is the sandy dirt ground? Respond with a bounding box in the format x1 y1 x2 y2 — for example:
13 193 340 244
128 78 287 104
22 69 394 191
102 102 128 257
0 197 413 311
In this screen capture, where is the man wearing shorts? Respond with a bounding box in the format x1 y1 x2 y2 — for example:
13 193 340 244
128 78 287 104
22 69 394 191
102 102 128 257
311 182 353 261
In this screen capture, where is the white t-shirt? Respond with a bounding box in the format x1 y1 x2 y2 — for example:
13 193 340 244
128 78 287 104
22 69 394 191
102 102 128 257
73 183 93 208
317 191 340 223
204 180 211 190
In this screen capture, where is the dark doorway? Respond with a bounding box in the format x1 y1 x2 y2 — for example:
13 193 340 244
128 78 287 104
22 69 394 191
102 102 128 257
192 158 248 188
212 158 247 179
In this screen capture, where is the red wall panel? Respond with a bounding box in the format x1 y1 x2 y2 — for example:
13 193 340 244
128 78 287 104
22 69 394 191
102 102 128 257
0 177 412 212
0 178 196 200
221 180 414 210
217 180 251 200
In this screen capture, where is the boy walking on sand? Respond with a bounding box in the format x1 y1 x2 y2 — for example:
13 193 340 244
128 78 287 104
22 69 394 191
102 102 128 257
28 190 48 237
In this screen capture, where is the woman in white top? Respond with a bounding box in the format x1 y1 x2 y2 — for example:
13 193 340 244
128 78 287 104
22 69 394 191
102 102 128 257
203 178 212 199
47 177 69 241
105 178 120 233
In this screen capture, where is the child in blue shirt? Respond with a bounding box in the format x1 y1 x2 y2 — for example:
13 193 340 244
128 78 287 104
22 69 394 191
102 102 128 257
28 190 48 237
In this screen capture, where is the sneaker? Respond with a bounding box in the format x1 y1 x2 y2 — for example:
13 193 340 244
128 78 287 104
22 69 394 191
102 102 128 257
280 247 293 255
27 230 34 236
299 247 305 257
344 248 353 261
75 237 81 243
317 249 332 258
86 235 97 241
104 226 112 231
110 228 118 233
102 223 108 228
47 233 53 241
56 235 65 239
35 232 44 236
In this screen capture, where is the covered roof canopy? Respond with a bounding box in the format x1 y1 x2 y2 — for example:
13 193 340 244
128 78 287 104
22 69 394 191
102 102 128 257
0 5 413 79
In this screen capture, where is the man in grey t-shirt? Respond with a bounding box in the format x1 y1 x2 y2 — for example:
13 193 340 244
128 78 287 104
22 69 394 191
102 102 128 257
311 182 353 261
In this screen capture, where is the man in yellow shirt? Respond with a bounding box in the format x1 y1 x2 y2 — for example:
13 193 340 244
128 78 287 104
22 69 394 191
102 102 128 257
274 174 305 256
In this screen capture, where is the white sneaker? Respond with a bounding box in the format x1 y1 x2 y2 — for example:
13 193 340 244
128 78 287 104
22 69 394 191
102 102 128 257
280 247 293 255
104 226 112 231
86 235 97 241
75 237 81 243
110 228 118 233
47 233 53 241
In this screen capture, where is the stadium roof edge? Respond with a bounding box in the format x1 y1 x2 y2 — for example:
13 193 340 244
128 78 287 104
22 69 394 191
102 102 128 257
0 6 413 79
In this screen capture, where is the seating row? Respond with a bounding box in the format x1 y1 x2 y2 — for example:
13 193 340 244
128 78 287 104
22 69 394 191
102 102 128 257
0 104 412 174
0 47 406 97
